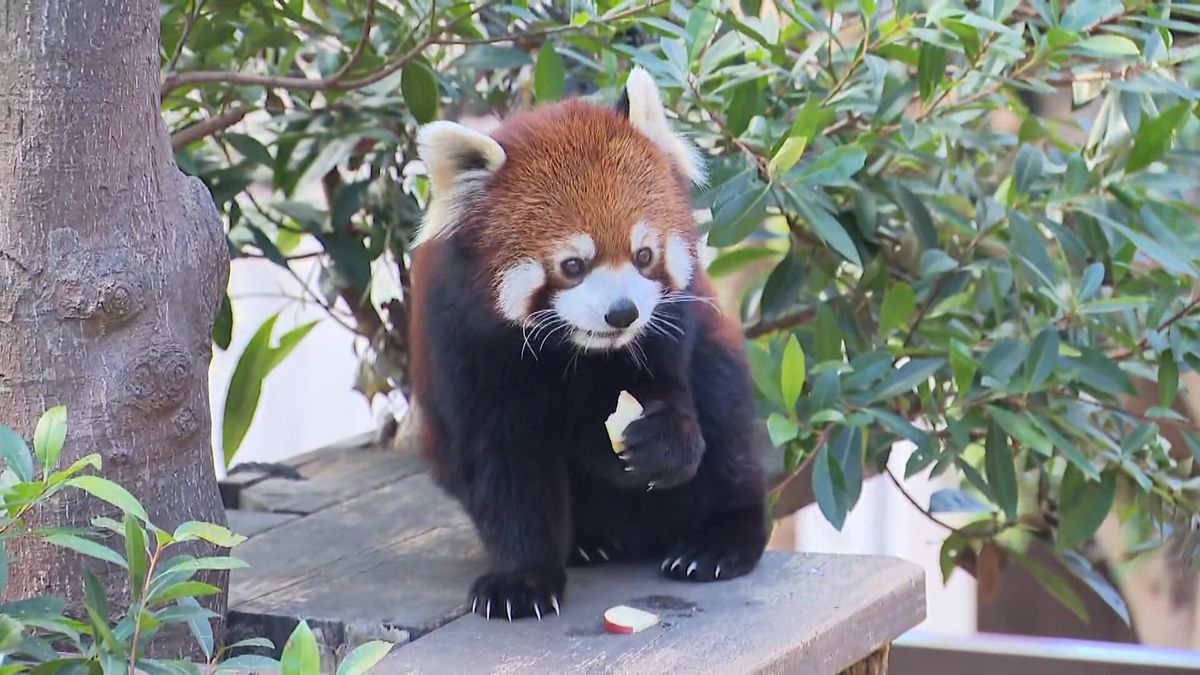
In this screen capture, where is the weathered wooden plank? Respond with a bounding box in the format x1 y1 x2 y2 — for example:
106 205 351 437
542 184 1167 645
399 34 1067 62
237 443 427 515
225 509 298 539
377 552 925 674
228 471 488 666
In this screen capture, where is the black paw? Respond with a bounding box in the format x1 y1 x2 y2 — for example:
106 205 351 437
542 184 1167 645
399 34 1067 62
568 537 625 566
660 527 765 583
469 567 565 621
618 400 705 490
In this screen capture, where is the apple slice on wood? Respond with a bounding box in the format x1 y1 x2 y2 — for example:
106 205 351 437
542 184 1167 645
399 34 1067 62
603 605 659 634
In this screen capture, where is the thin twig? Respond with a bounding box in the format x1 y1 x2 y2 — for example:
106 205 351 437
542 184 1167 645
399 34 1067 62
170 106 250 150
885 467 956 532
768 426 833 500
1109 295 1200 361
166 0 205 74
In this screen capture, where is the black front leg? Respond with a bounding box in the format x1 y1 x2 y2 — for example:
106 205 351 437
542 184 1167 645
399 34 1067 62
456 432 569 621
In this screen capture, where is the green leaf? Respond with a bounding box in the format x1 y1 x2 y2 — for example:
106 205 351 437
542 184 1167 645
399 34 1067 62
1077 262 1105 301
794 194 862 265
780 335 806 411
1127 102 1191 173
725 80 759 137
1078 35 1140 56
706 247 776 277
534 44 566 103
1057 467 1116 551
685 0 719 60
0 615 24 655
768 97 822 178
227 637 277 651
928 489 990 514
281 621 321 675
401 58 440 124
1059 550 1130 626
44 533 127 569
1030 415 1099 480
766 413 799 447
224 133 273 167
0 426 34 483
163 556 249 573
984 422 1018 520
939 533 968 583
66 476 148 521
1060 0 1122 32
125 514 149 602
1014 552 1088 622
148 581 222 607
877 283 915 339
1012 145 1044 196
33 405 66 477
176 597 214 660
812 443 848 531
869 359 944 403
213 294 234 351
83 570 120 652
219 655 283 672
1159 350 1179 408
794 146 867 186
706 182 769 247
950 341 977 396
336 640 394 675
1026 328 1059 388
917 42 946 103
173 522 248 549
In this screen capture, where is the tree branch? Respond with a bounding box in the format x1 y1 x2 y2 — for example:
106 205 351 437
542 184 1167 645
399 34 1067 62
744 308 816 339
170 106 250 150
1109 295 1200 361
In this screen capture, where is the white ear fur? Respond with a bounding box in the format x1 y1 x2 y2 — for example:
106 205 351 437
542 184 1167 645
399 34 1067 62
414 121 506 245
623 67 706 186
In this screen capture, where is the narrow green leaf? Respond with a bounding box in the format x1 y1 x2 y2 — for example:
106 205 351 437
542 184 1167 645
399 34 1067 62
1057 467 1116 550
812 443 848 531
685 0 719 60
794 195 862 265
780 335 806 411
869 359 944 403
1026 328 1059 388
173 521 248 549
767 413 799 448
1077 262 1105 301
1012 145 1045 195
163 556 249 573
917 42 946 103
125 514 149 602
1014 552 1089 622
768 97 822 178
794 145 867 186
33 405 67 477
224 133 273 167
877 283 916 339
950 341 977 396
0 426 34 483
984 422 1018 520
706 247 776 277
148 581 222 607
213 294 233 350
83 570 120 652
281 621 321 675
706 183 769 247
336 641 394 675
1059 550 1130 626
1159 350 1179 408
66 476 148 521
1127 102 1190 173
939 533 968 583
400 57 440 124
44 533 128 570
1078 35 1140 56
534 44 566 103
929 489 990 514
176 597 214 660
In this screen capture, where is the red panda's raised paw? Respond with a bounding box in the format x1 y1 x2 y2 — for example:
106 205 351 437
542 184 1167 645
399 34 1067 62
469 567 565 621
618 400 705 490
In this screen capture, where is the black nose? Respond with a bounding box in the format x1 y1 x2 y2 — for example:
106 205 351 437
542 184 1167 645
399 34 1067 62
604 300 639 329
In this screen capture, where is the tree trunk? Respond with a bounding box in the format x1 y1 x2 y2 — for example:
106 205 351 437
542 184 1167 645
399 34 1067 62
0 0 229 658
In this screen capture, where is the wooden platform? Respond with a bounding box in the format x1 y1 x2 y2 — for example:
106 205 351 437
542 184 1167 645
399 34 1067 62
221 434 926 674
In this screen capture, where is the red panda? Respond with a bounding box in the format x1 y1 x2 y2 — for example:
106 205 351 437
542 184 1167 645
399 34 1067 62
409 67 766 621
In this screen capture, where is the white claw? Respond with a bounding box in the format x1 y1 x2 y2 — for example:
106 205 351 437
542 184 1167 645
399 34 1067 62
624 466 634 472
715 565 722 579
534 602 543 620
646 482 656 492
471 596 478 613
686 561 698 577
661 558 671 572
506 600 513 622
551 595 561 616
597 547 610 562
486 600 492 621
577 546 591 563
670 556 684 571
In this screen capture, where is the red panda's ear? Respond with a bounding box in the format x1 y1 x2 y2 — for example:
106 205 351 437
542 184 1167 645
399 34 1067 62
619 67 706 187
415 121 506 244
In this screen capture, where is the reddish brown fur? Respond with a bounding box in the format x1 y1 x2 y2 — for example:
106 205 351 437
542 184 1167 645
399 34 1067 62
465 100 696 282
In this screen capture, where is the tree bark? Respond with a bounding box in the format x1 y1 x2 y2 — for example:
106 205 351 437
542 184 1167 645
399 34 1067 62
0 0 229 658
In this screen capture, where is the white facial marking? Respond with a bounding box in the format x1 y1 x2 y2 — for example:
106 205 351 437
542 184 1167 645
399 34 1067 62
557 234 596 263
630 222 660 253
552 263 662 351
665 234 695 290
496 260 546 322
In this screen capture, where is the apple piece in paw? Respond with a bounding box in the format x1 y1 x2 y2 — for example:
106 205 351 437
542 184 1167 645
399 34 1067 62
604 390 644 455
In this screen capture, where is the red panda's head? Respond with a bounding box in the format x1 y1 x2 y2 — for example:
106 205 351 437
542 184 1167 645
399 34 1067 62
414 68 706 352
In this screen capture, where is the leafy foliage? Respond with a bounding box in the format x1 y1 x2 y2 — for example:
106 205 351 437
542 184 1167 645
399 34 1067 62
164 0 1200 621
0 410 392 673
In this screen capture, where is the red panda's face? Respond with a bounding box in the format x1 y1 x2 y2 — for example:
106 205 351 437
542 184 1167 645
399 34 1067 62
416 68 707 352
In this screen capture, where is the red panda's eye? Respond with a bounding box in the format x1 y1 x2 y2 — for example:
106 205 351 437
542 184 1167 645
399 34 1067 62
561 257 585 278
635 247 653 268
